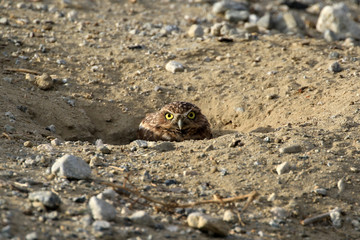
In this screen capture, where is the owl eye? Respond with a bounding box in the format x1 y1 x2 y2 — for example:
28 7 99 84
165 113 174 120
187 111 196 120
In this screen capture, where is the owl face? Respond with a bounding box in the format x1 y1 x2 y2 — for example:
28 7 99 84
138 101 212 141
159 102 201 133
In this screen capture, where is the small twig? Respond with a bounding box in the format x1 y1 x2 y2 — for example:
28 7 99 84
1 132 11 140
300 212 331 226
4 68 41 75
109 166 126 172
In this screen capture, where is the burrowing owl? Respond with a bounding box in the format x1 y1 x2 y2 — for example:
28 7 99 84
138 101 212 141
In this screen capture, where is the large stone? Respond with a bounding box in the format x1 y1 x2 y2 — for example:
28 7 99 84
187 212 229 237
89 196 116 221
51 154 91 179
316 3 360 40
28 191 61 210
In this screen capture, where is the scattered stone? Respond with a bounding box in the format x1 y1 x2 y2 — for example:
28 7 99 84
276 162 290 175
188 24 204 38
45 124 56 133
187 212 229 237
337 178 345 193
330 208 342 227
225 10 249 23
129 210 155 227
23 141 33 148
151 142 175 152
164 179 178 186
51 154 92 180
95 139 111 154
51 138 61 146
212 1 247 15
279 144 302 154
5 111 15 120
329 52 340 59
25 232 38 240
0 17 9 25
89 196 116 221
211 23 223 36
328 61 342 73
314 187 327 196
134 140 148 148
165 61 184 73
223 210 238 223
316 3 360 40
204 144 214 151
35 73 53 90
28 191 61 210
92 220 111 231
267 193 276 202
89 155 104 167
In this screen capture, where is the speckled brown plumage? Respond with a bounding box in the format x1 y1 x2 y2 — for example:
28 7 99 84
138 101 212 141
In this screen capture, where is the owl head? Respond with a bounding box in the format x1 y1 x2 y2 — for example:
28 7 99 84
139 101 212 141
158 101 204 133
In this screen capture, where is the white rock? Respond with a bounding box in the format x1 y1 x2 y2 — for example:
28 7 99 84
165 61 184 73
223 210 238 223
89 196 116 221
129 210 155 227
270 207 288 219
187 212 229 237
188 24 204 38
51 154 91 179
212 1 247 15
316 3 360 40
337 178 346 193
276 162 290 175
92 220 111 231
330 208 342 228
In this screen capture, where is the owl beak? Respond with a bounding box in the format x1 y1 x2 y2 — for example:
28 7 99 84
177 119 184 130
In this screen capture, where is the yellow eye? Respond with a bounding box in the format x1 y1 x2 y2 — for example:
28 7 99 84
187 111 196 120
165 113 174 120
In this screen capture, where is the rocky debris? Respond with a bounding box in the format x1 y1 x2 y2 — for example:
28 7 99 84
276 161 291 175
95 139 111 154
223 210 238 223
149 141 175 152
316 3 360 40
28 191 61 210
188 24 204 38
328 61 342 73
212 1 248 15
88 196 116 221
279 144 302 154
92 220 111 231
337 178 346 194
225 10 249 23
129 210 155 227
270 207 288 219
35 73 54 90
313 187 327 196
165 61 184 73
51 154 91 179
187 212 230 237
330 208 342 228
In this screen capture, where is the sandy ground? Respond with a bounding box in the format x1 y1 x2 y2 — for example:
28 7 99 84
1 0 360 239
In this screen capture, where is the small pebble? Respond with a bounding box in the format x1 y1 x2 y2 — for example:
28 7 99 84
314 187 327 196
187 212 229 237
330 208 342 228
24 141 33 148
279 144 302 154
276 162 290 175
337 178 345 193
165 61 184 73
35 73 53 90
51 154 92 179
46 124 56 133
188 24 204 38
223 210 238 223
0 17 9 25
92 220 111 231
328 61 342 73
129 210 155 227
25 232 38 240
